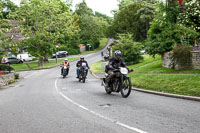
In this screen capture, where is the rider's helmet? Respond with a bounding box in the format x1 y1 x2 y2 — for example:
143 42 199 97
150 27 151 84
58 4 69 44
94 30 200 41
80 56 84 60
65 58 68 61
114 50 122 58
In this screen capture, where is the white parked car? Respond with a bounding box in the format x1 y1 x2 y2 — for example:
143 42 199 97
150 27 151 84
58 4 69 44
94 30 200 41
17 54 35 62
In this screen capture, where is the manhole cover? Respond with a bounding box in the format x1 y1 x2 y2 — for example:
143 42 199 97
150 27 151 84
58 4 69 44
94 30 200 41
99 104 111 107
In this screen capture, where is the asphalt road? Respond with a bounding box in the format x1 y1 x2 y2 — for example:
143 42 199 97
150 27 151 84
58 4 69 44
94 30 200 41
0 39 200 133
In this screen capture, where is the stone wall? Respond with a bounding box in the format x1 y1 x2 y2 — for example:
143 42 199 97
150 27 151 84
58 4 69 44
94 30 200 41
192 51 200 69
0 73 15 88
162 51 200 70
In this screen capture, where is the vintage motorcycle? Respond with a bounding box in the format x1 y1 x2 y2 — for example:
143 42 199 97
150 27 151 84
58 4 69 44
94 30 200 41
62 65 69 78
78 63 87 83
102 67 133 98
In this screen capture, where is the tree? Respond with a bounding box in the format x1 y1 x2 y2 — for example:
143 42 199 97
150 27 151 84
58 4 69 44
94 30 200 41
145 3 199 57
2 0 18 18
74 0 93 16
74 0 109 50
95 11 112 25
107 3 146 41
112 33 143 65
136 1 156 37
178 0 200 33
10 0 78 67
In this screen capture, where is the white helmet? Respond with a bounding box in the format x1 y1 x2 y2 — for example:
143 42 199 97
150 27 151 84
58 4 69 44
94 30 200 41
65 58 68 61
80 56 84 59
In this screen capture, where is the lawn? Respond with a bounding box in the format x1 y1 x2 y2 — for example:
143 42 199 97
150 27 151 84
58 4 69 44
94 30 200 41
90 54 200 97
11 57 79 71
81 38 108 55
90 61 105 74
130 73 200 97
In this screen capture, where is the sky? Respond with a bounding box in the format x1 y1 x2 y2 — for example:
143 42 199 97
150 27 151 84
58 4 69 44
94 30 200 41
11 0 119 17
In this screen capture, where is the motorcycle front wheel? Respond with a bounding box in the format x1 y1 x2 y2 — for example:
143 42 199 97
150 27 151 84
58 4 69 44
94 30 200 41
121 77 132 98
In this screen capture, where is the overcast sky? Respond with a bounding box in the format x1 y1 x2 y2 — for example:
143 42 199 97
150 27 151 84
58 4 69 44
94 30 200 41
11 0 119 17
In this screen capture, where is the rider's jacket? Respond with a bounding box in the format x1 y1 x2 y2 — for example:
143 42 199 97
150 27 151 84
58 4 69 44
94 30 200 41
64 61 70 67
76 60 89 68
108 57 127 70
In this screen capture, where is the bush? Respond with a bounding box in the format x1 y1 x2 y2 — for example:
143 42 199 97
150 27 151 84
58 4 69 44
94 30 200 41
14 73 19 79
8 77 15 84
112 34 143 65
171 45 192 69
0 64 14 72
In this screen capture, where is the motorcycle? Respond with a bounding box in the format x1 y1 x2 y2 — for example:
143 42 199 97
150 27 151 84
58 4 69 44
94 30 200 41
102 67 133 98
63 65 69 78
78 63 87 83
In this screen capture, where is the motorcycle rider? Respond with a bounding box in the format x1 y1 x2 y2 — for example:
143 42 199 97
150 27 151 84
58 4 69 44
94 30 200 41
61 58 70 75
76 56 90 78
105 50 129 86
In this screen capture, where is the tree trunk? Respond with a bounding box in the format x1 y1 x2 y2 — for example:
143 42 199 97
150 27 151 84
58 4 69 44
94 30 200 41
38 57 44 67
44 55 49 63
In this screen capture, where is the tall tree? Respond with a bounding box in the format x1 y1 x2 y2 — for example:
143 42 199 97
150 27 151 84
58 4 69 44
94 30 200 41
74 0 93 16
74 0 109 50
136 1 156 37
2 0 18 18
178 0 200 33
10 0 78 67
107 3 146 41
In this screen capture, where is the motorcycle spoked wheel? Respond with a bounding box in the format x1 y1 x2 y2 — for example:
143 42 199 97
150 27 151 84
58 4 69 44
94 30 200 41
120 77 132 98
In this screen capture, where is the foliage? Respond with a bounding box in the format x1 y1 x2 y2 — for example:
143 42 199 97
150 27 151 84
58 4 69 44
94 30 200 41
107 2 147 41
74 0 93 16
14 72 19 79
2 0 18 19
145 3 199 56
10 0 78 67
0 64 14 72
8 77 14 84
171 45 192 69
136 1 156 37
74 1 109 50
95 11 113 25
178 0 200 32
112 33 143 65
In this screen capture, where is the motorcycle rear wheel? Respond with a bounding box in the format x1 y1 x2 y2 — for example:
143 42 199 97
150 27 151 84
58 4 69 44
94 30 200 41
121 78 132 98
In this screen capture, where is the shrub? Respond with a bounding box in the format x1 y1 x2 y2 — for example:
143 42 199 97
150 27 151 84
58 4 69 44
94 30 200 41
112 33 143 65
0 64 14 72
8 77 15 84
171 45 192 69
14 73 19 79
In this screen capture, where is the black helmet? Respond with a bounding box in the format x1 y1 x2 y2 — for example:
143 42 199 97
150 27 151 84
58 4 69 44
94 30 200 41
114 50 122 57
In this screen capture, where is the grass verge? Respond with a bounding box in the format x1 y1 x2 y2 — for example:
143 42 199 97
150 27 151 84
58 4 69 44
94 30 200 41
81 38 108 55
130 73 200 97
11 57 79 71
90 54 200 97
90 61 105 74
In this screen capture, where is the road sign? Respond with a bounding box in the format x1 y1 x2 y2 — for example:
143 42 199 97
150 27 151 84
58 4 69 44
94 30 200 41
56 44 59 48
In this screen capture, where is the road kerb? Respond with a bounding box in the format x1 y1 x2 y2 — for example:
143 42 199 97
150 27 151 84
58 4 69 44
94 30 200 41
90 71 200 102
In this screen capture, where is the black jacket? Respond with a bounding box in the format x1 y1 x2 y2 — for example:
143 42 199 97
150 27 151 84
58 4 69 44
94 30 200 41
76 60 89 68
108 57 127 70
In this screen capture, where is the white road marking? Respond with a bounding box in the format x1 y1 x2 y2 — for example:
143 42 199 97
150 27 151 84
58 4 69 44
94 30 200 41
55 78 148 133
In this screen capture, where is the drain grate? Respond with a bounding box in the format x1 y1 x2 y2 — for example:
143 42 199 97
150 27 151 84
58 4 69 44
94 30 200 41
99 104 111 107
